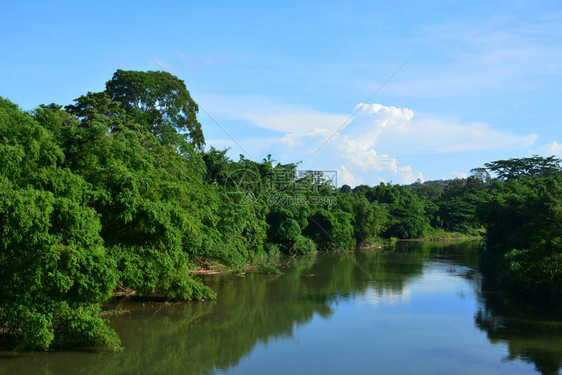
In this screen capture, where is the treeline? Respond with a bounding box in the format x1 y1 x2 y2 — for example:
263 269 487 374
0 70 560 351
478 159 562 303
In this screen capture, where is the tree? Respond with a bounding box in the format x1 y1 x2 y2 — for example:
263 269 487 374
340 184 352 193
434 179 483 234
479 174 562 302
0 98 120 351
468 167 491 184
105 70 204 148
369 183 431 239
484 156 561 181
304 209 356 250
352 197 386 243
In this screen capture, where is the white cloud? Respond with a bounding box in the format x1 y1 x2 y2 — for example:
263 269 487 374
341 103 537 155
399 165 425 184
198 94 347 134
338 164 363 187
201 97 540 186
402 118 538 153
242 110 347 134
532 141 562 157
360 103 415 124
323 103 533 184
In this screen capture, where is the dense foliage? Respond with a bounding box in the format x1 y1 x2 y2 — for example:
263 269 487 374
1 69 560 351
479 170 562 302
0 99 120 350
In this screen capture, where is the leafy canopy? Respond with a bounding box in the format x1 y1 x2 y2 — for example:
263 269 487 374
484 155 561 181
106 70 204 148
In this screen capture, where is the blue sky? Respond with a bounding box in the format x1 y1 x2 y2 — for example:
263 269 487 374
1 0 561 186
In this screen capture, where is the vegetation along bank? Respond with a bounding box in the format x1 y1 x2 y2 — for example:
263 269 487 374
1 70 560 351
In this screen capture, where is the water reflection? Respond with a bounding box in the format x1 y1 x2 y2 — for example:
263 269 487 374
474 278 562 375
1 240 561 375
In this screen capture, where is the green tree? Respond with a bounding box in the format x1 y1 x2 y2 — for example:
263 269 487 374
369 183 431 239
105 70 204 148
338 193 387 244
479 174 562 302
304 209 356 250
0 98 120 351
485 156 561 181
435 179 482 234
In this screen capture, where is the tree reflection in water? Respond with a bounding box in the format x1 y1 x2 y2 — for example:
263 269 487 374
474 277 562 375
2 240 562 375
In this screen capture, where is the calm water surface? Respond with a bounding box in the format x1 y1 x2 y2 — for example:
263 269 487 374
2 241 562 375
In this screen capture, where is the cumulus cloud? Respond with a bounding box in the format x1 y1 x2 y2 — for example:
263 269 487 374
201 96 539 186
360 103 415 124
338 164 363 187
334 103 537 157
399 165 425 184
331 104 419 183
318 102 534 184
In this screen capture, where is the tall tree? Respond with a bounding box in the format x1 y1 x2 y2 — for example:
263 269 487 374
105 70 204 148
484 156 561 181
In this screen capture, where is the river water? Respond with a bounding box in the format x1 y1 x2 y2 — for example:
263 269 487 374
1 240 562 375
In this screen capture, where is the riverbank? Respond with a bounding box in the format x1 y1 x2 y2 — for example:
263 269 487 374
194 236 484 275
394 236 483 242
8 240 558 375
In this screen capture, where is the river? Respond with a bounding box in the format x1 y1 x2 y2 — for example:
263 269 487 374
1 240 562 375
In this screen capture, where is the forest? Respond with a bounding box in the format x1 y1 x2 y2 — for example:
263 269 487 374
1 70 561 351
